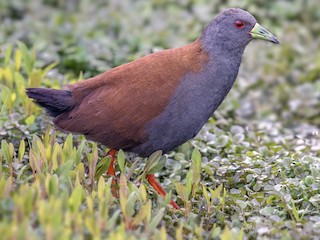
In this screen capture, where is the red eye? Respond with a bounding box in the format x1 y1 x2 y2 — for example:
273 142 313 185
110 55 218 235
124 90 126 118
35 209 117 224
235 20 245 29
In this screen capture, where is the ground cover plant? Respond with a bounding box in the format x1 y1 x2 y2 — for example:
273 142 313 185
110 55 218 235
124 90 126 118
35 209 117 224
0 0 320 239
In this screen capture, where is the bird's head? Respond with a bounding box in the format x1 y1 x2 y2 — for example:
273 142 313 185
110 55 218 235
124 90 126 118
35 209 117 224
201 8 279 53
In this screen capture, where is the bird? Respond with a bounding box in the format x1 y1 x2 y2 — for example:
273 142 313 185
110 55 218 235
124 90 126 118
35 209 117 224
26 8 279 209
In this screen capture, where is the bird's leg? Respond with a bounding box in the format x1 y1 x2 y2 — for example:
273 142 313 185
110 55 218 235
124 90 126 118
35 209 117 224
105 150 179 209
146 174 180 209
106 149 118 197
106 149 117 176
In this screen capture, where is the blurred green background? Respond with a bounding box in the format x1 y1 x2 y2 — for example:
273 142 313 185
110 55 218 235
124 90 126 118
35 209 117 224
1 0 320 129
0 0 320 239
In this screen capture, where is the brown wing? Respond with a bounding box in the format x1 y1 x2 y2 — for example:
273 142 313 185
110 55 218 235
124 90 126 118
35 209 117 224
54 39 208 149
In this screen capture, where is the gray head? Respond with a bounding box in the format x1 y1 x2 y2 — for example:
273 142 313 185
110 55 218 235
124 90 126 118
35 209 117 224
201 8 279 54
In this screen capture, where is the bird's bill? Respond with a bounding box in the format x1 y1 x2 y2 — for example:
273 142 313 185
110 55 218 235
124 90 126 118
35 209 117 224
250 23 279 44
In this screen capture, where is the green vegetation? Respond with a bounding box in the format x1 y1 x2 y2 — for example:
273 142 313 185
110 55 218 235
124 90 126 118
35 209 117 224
0 0 319 239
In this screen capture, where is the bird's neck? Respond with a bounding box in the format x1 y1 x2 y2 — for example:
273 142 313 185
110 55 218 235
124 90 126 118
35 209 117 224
204 43 245 65
200 27 247 61
181 37 245 119
197 36 245 88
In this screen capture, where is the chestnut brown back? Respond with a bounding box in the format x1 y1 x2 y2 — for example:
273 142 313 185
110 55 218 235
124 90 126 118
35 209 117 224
54 39 209 149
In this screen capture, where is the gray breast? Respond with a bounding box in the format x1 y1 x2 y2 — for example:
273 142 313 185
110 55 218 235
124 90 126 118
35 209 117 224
130 60 240 157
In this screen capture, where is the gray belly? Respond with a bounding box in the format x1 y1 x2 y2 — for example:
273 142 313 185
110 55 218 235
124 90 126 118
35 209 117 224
130 67 237 157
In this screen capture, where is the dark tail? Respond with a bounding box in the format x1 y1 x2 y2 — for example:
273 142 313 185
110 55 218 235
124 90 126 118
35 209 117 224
26 88 75 117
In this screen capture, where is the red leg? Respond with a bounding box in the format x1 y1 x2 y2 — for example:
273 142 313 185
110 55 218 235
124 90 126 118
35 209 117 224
106 149 117 176
106 149 118 197
146 174 180 209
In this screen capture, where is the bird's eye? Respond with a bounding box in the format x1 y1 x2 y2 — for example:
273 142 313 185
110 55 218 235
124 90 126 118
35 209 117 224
234 20 245 29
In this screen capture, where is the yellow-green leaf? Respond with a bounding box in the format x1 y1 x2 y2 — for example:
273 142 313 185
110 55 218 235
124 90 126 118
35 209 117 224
149 208 165 231
175 182 188 202
95 155 112 180
117 149 125 173
25 115 35 125
221 226 232 240
18 140 25 161
4 45 12 67
15 49 22 71
1 140 13 164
